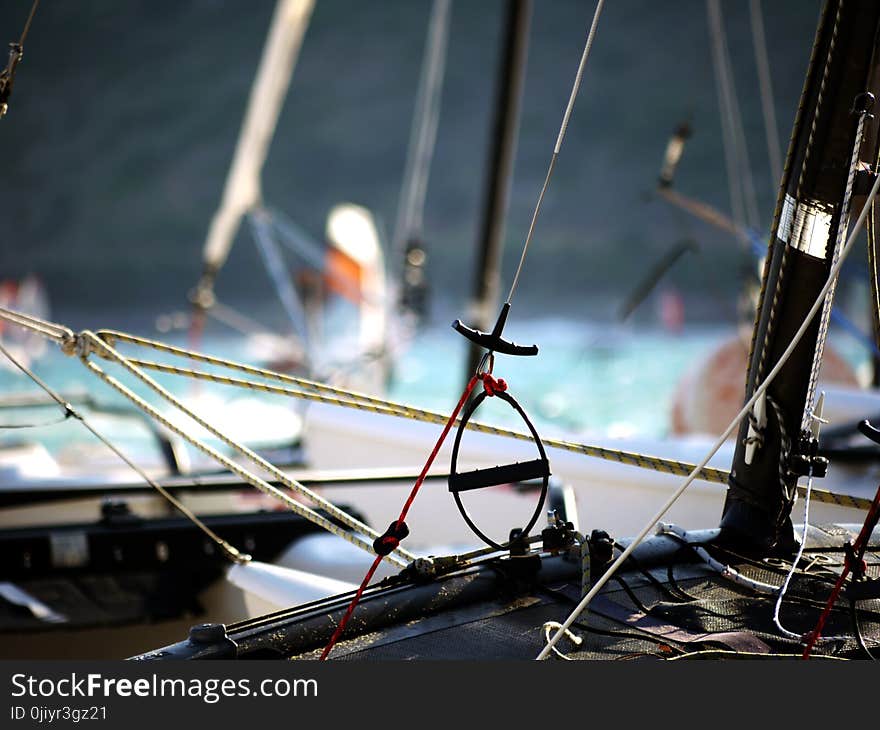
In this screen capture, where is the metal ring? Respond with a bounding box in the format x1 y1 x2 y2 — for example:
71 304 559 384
449 388 549 550
475 351 495 376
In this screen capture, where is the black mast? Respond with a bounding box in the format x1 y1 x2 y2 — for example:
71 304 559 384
721 0 880 552
463 0 531 385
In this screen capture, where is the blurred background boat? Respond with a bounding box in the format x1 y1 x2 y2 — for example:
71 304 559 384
4 0 880 658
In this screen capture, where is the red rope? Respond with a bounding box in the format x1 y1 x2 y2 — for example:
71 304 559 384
319 553 383 661
802 482 880 659
320 373 484 660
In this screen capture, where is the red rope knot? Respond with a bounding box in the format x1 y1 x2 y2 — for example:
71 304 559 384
481 372 507 397
373 520 409 556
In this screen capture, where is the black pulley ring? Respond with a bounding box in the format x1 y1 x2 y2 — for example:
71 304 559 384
448 387 550 550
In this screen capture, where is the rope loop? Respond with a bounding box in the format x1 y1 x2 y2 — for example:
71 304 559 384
542 621 582 660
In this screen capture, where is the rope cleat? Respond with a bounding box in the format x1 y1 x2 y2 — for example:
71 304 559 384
541 510 576 553
588 530 614 586
788 392 828 479
788 434 828 479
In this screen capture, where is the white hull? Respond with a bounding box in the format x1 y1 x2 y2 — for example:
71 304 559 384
301 384 880 546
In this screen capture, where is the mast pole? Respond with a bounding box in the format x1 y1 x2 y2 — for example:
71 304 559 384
191 0 315 321
721 0 880 553
463 0 531 386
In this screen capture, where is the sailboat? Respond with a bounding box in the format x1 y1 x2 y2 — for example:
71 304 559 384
3 0 880 662
177 0 444 395
300 0 880 545
125 0 880 661
0 0 451 659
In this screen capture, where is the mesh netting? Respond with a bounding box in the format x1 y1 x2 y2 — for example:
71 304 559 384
308 541 880 661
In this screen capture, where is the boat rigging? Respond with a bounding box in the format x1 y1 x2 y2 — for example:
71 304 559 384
3 0 880 663
0 0 38 119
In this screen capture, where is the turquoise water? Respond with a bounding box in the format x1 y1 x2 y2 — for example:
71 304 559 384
0 317 867 469
386 318 731 437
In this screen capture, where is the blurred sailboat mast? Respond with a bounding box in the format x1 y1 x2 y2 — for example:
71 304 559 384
190 0 315 341
389 0 452 315
463 0 531 386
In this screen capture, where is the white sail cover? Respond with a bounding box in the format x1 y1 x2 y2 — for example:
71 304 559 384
201 0 315 273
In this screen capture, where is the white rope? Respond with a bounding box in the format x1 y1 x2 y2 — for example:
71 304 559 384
0 340 248 564
81 332 414 566
506 0 606 302
542 621 582 660
0 305 72 344
658 524 779 595
707 0 745 239
537 169 880 660
770 475 849 645
773 476 813 640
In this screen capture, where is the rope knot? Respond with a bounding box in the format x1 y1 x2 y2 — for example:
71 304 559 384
373 520 409 556
481 373 507 396
60 332 78 357
60 331 96 360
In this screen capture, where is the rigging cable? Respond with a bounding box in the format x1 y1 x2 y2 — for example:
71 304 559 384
0 341 248 564
0 310 417 566
92 330 737 484
77 331 414 567
539 167 880 661
866 131 880 376
0 413 70 429
0 306 72 345
772 475 814 640
248 208 312 351
707 0 760 238
505 0 605 303
748 0 783 188
390 0 451 271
